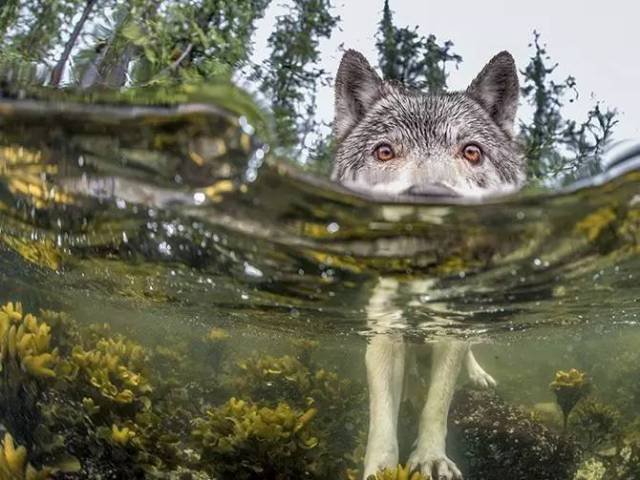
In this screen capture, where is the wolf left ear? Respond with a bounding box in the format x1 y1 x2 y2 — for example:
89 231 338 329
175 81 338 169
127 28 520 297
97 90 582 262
334 50 383 140
467 51 519 136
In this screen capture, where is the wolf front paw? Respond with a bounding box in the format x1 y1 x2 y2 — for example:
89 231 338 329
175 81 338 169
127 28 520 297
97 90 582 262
407 450 462 480
363 444 399 480
467 362 497 389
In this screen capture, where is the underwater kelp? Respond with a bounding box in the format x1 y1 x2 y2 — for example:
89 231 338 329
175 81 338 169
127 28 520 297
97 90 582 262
3 298 640 480
570 398 622 451
550 368 591 431
0 300 369 478
192 398 321 479
364 464 429 480
450 389 580 480
0 302 62 447
0 433 51 480
230 350 368 477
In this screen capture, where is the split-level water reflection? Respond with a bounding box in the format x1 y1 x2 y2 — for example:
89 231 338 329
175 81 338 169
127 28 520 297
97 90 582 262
0 92 639 479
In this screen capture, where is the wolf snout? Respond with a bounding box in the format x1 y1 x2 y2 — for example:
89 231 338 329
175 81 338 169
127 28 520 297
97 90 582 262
404 183 459 198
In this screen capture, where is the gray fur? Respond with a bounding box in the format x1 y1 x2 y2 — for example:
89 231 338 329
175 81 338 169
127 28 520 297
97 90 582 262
332 50 524 198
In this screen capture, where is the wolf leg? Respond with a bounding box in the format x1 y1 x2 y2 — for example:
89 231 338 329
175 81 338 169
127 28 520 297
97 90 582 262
408 341 466 480
363 278 405 479
465 349 496 389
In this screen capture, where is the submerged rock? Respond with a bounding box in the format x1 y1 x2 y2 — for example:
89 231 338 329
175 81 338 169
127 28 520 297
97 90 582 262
449 389 580 480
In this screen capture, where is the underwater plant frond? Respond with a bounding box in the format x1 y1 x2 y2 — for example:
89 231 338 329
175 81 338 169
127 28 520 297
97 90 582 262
366 464 430 480
550 368 590 430
0 433 51 480
0 302 59 379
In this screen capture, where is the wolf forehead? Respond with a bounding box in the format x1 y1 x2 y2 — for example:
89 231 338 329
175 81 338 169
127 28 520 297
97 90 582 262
342 88 510 151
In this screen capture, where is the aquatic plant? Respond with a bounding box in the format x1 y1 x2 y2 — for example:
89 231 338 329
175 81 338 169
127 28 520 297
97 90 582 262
0 301 59 378
364 464 429 480
62 335 152 405
573 457 606 480
0 302 62 444
570 398 622 451
192 397 322 479
574 207 617 243
235 354 311 404
0 433 51 480
450 388 580 479
550 368 591 431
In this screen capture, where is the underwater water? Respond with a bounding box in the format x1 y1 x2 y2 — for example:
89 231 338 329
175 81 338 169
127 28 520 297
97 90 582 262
0 88 640 480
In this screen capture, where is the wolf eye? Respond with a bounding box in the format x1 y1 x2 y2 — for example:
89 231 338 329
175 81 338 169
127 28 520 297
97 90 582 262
374 143 395 161
462 144 482 164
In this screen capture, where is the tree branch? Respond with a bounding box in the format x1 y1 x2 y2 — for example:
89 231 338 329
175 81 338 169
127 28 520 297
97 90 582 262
50 0 97 87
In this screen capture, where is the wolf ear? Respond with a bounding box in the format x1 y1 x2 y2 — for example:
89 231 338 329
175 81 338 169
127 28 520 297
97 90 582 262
334 50 383 140
467 51 519 135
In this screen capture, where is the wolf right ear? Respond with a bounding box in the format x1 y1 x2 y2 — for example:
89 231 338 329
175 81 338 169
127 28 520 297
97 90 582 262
334 50 383 140
467 51 519 136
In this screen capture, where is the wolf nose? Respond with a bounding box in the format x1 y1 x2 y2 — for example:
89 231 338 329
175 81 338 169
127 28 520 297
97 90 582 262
404 183 459 198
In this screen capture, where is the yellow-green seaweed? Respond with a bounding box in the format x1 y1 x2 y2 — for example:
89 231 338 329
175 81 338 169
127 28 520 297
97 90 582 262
361 464 429 480
192 397 321 478
0 302 59 378
0 433 51 480
550 368 590 431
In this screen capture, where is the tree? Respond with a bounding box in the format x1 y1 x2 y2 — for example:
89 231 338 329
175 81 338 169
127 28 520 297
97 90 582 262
375 0 461 91
519 32 618 183
256 0 339 150
50 0 99 86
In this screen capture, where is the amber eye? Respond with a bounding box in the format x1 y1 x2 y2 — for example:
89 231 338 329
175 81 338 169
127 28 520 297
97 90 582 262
374 143 395 161
462 144 482 164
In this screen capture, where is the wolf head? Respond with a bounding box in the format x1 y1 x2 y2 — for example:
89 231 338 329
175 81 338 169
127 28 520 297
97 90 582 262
332 50 524 197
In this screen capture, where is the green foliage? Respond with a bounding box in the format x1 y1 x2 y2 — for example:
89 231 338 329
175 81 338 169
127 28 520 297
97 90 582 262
376 0 461 91
519 32 619 183
127 0 272 86
256 0 339 149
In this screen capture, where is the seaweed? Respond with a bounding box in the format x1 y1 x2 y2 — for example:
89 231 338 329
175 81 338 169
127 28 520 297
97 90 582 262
192 397 321 479
2 297 640 480
550 368 591 431
365 464 429 480
450 388 580 480
570 398 622 451
0 433 51 480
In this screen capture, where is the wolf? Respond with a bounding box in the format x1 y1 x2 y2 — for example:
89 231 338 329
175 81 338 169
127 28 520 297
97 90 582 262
331 50 524 479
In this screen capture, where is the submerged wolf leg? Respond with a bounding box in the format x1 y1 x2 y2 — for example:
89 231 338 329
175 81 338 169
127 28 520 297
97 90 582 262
408 341 467 480
466 348 496 389
363 278 405 479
